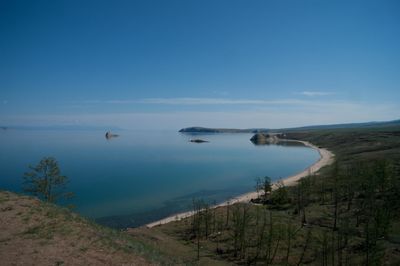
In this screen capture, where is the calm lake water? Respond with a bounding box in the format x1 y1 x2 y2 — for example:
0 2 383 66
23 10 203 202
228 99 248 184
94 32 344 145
0 129 320 228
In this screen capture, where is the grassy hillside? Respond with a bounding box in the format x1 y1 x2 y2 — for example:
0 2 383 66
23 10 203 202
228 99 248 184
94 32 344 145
277 119 400 132
0 191 177 266
131 126 400 265
284 126 400 165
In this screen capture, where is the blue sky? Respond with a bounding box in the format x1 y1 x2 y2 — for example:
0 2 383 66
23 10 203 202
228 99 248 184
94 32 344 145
1 0 399 129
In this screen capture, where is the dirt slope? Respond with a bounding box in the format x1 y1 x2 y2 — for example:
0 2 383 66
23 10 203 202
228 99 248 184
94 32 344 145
0 191 165 266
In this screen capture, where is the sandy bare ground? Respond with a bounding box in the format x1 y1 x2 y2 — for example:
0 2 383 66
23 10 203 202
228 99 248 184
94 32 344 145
146 140 334 228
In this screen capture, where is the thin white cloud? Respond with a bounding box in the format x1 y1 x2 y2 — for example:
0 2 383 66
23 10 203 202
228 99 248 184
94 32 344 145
136 98 307 105
299 91 335 97
2 101 399 130
83 98 311 105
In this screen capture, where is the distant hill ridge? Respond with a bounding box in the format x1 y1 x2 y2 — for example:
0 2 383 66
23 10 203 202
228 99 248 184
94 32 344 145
179 119 400 133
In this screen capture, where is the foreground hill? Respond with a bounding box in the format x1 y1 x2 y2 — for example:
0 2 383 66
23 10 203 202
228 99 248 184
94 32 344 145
0 191 173 266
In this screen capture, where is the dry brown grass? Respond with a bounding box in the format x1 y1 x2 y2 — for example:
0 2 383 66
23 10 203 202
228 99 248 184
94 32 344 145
0 191 168 266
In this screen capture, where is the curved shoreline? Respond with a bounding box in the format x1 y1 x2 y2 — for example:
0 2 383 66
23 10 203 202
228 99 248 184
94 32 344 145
145 140 334 228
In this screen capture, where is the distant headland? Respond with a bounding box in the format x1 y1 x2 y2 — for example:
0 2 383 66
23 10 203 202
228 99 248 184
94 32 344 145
179 127 268 133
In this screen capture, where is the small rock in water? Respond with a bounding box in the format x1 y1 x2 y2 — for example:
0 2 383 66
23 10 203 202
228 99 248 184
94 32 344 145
190 139 209 143
105 131 119 139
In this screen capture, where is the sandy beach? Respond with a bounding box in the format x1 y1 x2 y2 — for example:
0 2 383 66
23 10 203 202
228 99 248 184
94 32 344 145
146 140 334 228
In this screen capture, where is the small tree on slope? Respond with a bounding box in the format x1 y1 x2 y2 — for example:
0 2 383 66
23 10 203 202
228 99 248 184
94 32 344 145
23 157 73 203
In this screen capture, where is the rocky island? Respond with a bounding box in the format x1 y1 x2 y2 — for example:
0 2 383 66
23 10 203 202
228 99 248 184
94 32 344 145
105 131 119 139
189 139 209 143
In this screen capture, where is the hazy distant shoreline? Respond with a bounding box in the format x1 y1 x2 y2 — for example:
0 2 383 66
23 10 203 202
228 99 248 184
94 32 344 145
179 119 400 134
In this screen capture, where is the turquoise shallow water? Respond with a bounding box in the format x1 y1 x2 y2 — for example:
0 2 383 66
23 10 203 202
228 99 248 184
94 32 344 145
0 129 320 228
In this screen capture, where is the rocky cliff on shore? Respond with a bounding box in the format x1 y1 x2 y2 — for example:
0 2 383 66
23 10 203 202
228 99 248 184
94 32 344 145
250 133 285 145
